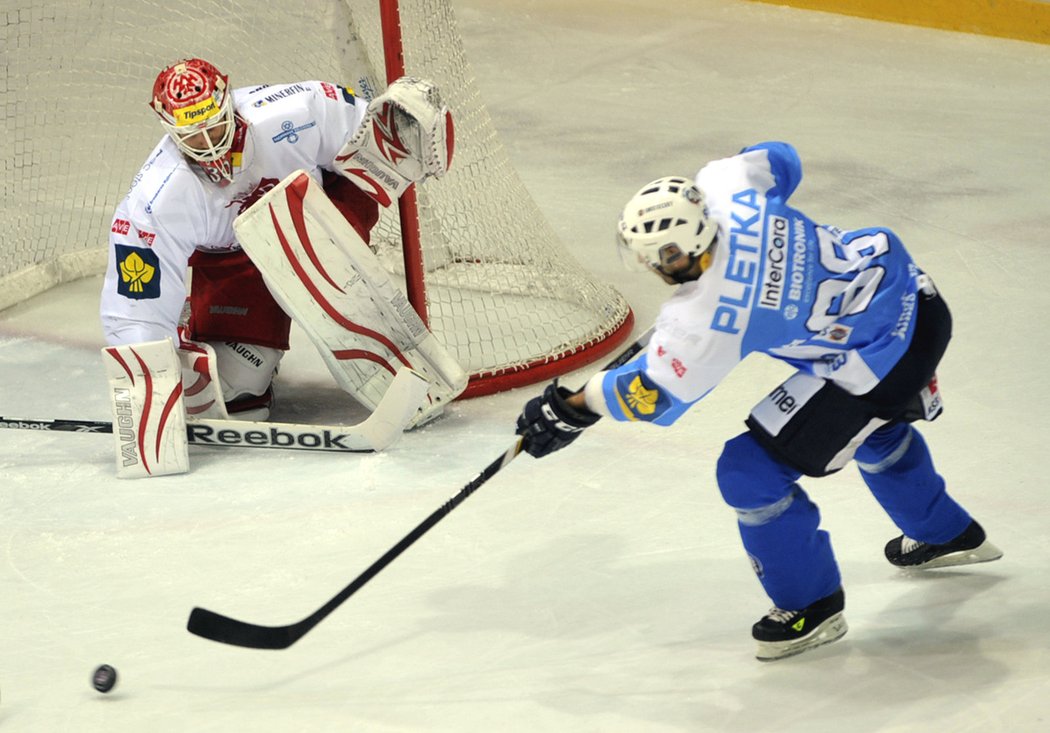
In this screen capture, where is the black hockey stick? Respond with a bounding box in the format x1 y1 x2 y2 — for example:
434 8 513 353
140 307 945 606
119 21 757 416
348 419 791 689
186 322 653 649
0 415 379 453
0 365 429 453
0 417 112 433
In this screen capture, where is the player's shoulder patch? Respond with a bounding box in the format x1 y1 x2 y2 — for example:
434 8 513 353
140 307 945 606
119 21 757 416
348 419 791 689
611 369 676 422
114 245 161 300
337 84 356 105
320 82 357 105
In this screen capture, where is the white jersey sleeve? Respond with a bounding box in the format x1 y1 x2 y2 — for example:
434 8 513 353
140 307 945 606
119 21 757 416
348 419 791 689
583 273 744 426
100 140 211 346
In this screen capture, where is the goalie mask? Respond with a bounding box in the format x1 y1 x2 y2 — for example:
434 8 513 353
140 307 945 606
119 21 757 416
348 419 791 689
151 58 238 185
616 176 717 282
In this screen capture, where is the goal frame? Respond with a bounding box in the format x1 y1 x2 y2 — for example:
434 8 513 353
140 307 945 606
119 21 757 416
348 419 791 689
377 0 634 397
1 0 635 399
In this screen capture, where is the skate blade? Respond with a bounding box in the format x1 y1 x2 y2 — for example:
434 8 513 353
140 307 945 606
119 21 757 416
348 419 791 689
909 540 1004 570
754 613 848 662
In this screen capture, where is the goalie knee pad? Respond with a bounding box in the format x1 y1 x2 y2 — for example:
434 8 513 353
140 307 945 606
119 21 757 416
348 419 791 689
209 341 283 420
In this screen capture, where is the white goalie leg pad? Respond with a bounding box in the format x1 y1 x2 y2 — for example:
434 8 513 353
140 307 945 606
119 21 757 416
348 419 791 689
101 338 190 479
233 169 467 427
333 76 454 207
178 336 230 420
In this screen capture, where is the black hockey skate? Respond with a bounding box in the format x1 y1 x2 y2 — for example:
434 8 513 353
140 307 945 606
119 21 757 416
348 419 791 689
885 520 1002 570
752 588 847 662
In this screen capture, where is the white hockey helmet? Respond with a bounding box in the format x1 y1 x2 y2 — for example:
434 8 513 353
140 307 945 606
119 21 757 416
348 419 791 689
616 176 717 277
150 58 237 184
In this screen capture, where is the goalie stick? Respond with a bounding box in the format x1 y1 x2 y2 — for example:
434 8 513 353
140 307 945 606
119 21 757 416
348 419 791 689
186 325 654 649
0 367 429 454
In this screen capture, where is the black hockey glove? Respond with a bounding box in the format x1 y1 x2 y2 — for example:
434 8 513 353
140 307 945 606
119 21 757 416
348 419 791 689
515 382 601 458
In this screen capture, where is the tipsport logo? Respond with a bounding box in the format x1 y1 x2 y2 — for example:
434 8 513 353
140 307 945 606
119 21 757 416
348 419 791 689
173 97 219 126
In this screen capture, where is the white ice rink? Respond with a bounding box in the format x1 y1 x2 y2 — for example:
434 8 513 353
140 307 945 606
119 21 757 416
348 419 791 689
2 1 1049 731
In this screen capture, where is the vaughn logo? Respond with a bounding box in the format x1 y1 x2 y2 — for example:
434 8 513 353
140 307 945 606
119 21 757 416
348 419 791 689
112 387 141 467
187 424 364 451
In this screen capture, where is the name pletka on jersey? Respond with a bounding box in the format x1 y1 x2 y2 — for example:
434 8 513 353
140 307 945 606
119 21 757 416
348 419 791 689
711 189 763 335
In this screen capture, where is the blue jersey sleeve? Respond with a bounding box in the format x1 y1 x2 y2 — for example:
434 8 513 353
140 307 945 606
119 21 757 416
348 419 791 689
741 141 802 200
599 354 701 426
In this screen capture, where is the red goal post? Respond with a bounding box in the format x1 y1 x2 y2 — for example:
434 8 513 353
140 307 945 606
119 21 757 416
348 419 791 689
0 0 634 397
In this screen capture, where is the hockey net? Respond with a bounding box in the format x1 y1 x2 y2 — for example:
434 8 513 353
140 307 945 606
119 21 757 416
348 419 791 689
1 0 632 397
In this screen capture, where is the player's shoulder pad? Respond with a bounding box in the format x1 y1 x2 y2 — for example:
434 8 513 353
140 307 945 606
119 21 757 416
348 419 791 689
122 141 203 224
738 141 802 199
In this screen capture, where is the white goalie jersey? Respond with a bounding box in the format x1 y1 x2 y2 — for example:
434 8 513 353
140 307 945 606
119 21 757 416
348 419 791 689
100 80 368 346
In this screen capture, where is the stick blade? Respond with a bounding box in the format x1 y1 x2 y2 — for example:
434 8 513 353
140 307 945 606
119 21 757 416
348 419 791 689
187 607 300 650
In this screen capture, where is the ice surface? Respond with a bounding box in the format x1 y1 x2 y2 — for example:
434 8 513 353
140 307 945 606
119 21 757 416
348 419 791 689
1 1 1048 731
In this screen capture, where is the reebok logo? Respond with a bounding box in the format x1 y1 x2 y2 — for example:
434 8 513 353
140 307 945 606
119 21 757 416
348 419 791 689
187 424 356 450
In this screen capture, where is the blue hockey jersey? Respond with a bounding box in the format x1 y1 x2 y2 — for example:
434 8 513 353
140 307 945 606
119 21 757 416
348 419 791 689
586 142 924 425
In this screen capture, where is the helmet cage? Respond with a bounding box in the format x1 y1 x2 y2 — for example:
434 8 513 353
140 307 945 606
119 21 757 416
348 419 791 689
160 103 235 163
151 59 236 180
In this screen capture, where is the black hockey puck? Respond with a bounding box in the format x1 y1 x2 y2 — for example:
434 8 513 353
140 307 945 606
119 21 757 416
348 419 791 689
91 664 118 693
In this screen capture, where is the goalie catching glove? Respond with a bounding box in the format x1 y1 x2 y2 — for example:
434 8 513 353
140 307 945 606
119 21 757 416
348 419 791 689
516 382 601 458
334 76 454 207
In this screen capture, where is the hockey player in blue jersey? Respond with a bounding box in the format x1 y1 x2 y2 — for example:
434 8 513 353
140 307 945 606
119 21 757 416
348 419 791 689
515 141 1001 661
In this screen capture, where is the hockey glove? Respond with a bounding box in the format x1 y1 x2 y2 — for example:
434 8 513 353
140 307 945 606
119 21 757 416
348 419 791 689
333 77 454 208
515 382 601 458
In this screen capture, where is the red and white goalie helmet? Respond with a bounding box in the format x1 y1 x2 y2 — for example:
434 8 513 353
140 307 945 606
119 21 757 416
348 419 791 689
150 58 237 183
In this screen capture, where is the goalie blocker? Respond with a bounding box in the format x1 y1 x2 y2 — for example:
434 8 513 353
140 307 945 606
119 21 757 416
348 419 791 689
100 339 431 478
102 339 190 479
233 168 466 427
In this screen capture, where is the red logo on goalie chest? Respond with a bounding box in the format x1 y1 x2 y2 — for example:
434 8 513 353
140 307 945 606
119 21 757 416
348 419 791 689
111 219 131 235
321 82 338 100
138 230 156 246
227 177 279 214
671 358 687 378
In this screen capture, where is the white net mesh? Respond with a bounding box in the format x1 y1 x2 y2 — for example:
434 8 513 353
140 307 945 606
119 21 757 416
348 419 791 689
1 0 632 393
